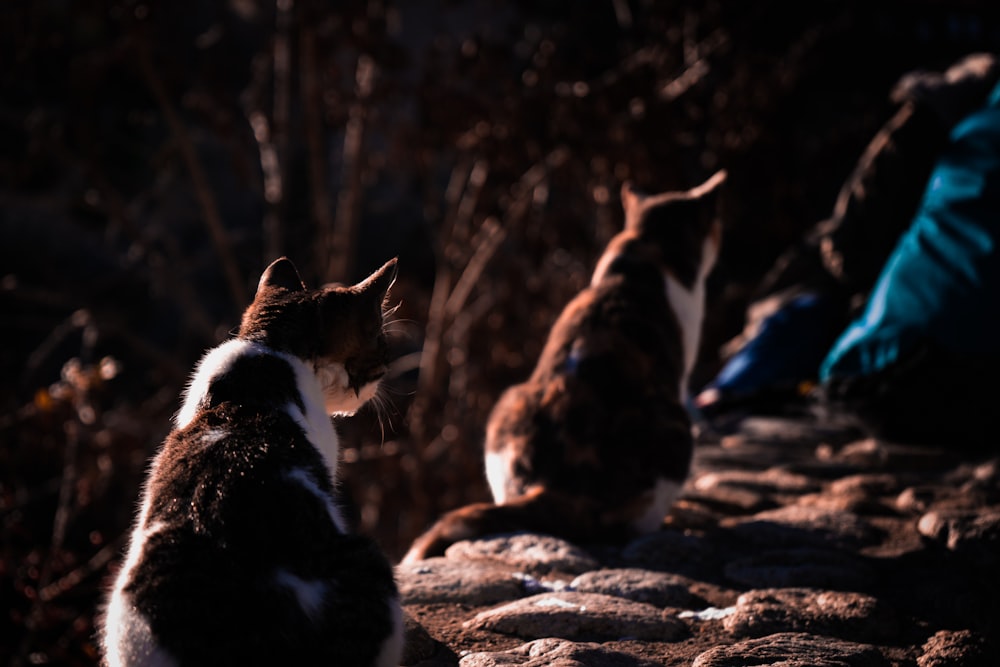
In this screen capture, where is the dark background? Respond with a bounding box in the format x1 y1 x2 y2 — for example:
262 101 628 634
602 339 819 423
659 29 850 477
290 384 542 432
2 1 997 663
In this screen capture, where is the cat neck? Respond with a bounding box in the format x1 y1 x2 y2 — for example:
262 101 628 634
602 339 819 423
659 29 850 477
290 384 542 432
174 338 339 478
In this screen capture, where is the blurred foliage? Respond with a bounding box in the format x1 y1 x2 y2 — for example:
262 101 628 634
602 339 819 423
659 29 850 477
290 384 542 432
1 0 997 663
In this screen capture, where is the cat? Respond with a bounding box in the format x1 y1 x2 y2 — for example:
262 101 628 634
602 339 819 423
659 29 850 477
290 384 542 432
403 171 726 563
100 257 404 667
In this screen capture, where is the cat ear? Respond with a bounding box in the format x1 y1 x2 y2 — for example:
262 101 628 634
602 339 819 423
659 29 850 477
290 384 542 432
354 257 398 302
621 181 641 218
256 257 306 295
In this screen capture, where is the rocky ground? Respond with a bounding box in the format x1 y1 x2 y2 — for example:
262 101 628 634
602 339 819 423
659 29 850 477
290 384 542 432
395 416 1000 666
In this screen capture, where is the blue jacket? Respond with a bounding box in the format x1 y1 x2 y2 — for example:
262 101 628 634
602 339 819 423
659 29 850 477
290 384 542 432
821 82 1000 380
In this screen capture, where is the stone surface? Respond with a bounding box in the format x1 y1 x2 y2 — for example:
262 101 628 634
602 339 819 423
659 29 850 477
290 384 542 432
400 417 1000 667
692 632 890 667
723 588 898 642
459 638 663 667
918 630 994 667
569 568 703 608
398 558 526 605
464 592 687 641
725 505 882 549
444 534 599 574
917 509 1000 558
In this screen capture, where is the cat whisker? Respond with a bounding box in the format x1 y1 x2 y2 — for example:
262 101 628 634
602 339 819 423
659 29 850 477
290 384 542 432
370 391 398 445
382 301 404 319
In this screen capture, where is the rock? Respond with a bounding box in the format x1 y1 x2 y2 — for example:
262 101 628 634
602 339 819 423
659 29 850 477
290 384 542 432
828 473 913 497
692 632 890 667
723 547 876 590
396 416 1000 666
917 509 1000 560
695 468 821 495
464 592 687 642
725 505 882 549
918 629 995 667
723 588 898 642
397 558 527 605
896 486 941 514
832 439 956 472
458 637 663 667
569 568 702 608
444 534 600 574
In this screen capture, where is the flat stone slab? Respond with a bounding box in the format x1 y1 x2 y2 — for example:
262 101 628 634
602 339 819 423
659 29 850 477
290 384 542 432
397 557 526 605
723 588 898 642
918 629 993 667
459 637 664 667
694 468 821 495
692 632 890 667
464 592 687 642
725 505 882 549
917 509 1000 559
444 534 600 574
569 568 702 608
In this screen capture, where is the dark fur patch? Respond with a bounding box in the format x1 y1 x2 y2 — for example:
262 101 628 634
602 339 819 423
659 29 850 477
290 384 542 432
131 398 398 664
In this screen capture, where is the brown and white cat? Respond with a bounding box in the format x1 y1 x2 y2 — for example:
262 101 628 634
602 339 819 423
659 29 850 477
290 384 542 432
100 257 404 667
403 171 726 563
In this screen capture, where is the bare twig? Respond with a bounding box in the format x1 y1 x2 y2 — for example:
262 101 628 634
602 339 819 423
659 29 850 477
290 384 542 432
444 217 506 319
268 0 294 261
134 41 248 310
15 409 82 666
327 54 376 283
301 23 336 281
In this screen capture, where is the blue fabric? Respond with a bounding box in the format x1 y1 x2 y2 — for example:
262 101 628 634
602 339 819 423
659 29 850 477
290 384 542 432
820 82 1000 381
705 292 842 396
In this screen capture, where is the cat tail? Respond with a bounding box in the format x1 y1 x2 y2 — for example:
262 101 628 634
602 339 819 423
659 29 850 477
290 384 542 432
400 487 624 565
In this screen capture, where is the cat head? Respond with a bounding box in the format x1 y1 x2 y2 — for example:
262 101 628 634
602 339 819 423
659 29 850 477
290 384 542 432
592 169 726 289
238 257 398 415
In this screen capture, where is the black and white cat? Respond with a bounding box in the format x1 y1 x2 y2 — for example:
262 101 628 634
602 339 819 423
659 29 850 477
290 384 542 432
100 257 404 666
403 171 726 563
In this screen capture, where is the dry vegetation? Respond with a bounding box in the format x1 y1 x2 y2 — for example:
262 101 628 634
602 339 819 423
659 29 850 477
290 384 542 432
2 1 995 664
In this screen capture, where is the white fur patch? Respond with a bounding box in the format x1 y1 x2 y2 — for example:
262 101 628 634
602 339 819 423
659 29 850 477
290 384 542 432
174 337 342 486
631 477 682 533
373 597 405 667
484 451 512 504
282 361 341 483
102 512 175 667
315 360 379 416
664 273 704 403
286 467 346 532
664 232 719 402
101 591 179 667
273 569 328 622
174 339 262 431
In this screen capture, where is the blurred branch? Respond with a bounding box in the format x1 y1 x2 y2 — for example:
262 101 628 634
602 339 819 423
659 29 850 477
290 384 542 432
326 54 376 283
301 23 337 281
134 41 248 310
14 398 82 666
39 541 120 603
408 160 489 443
269 0 294 261
659 26 730 101
444 217 506 319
